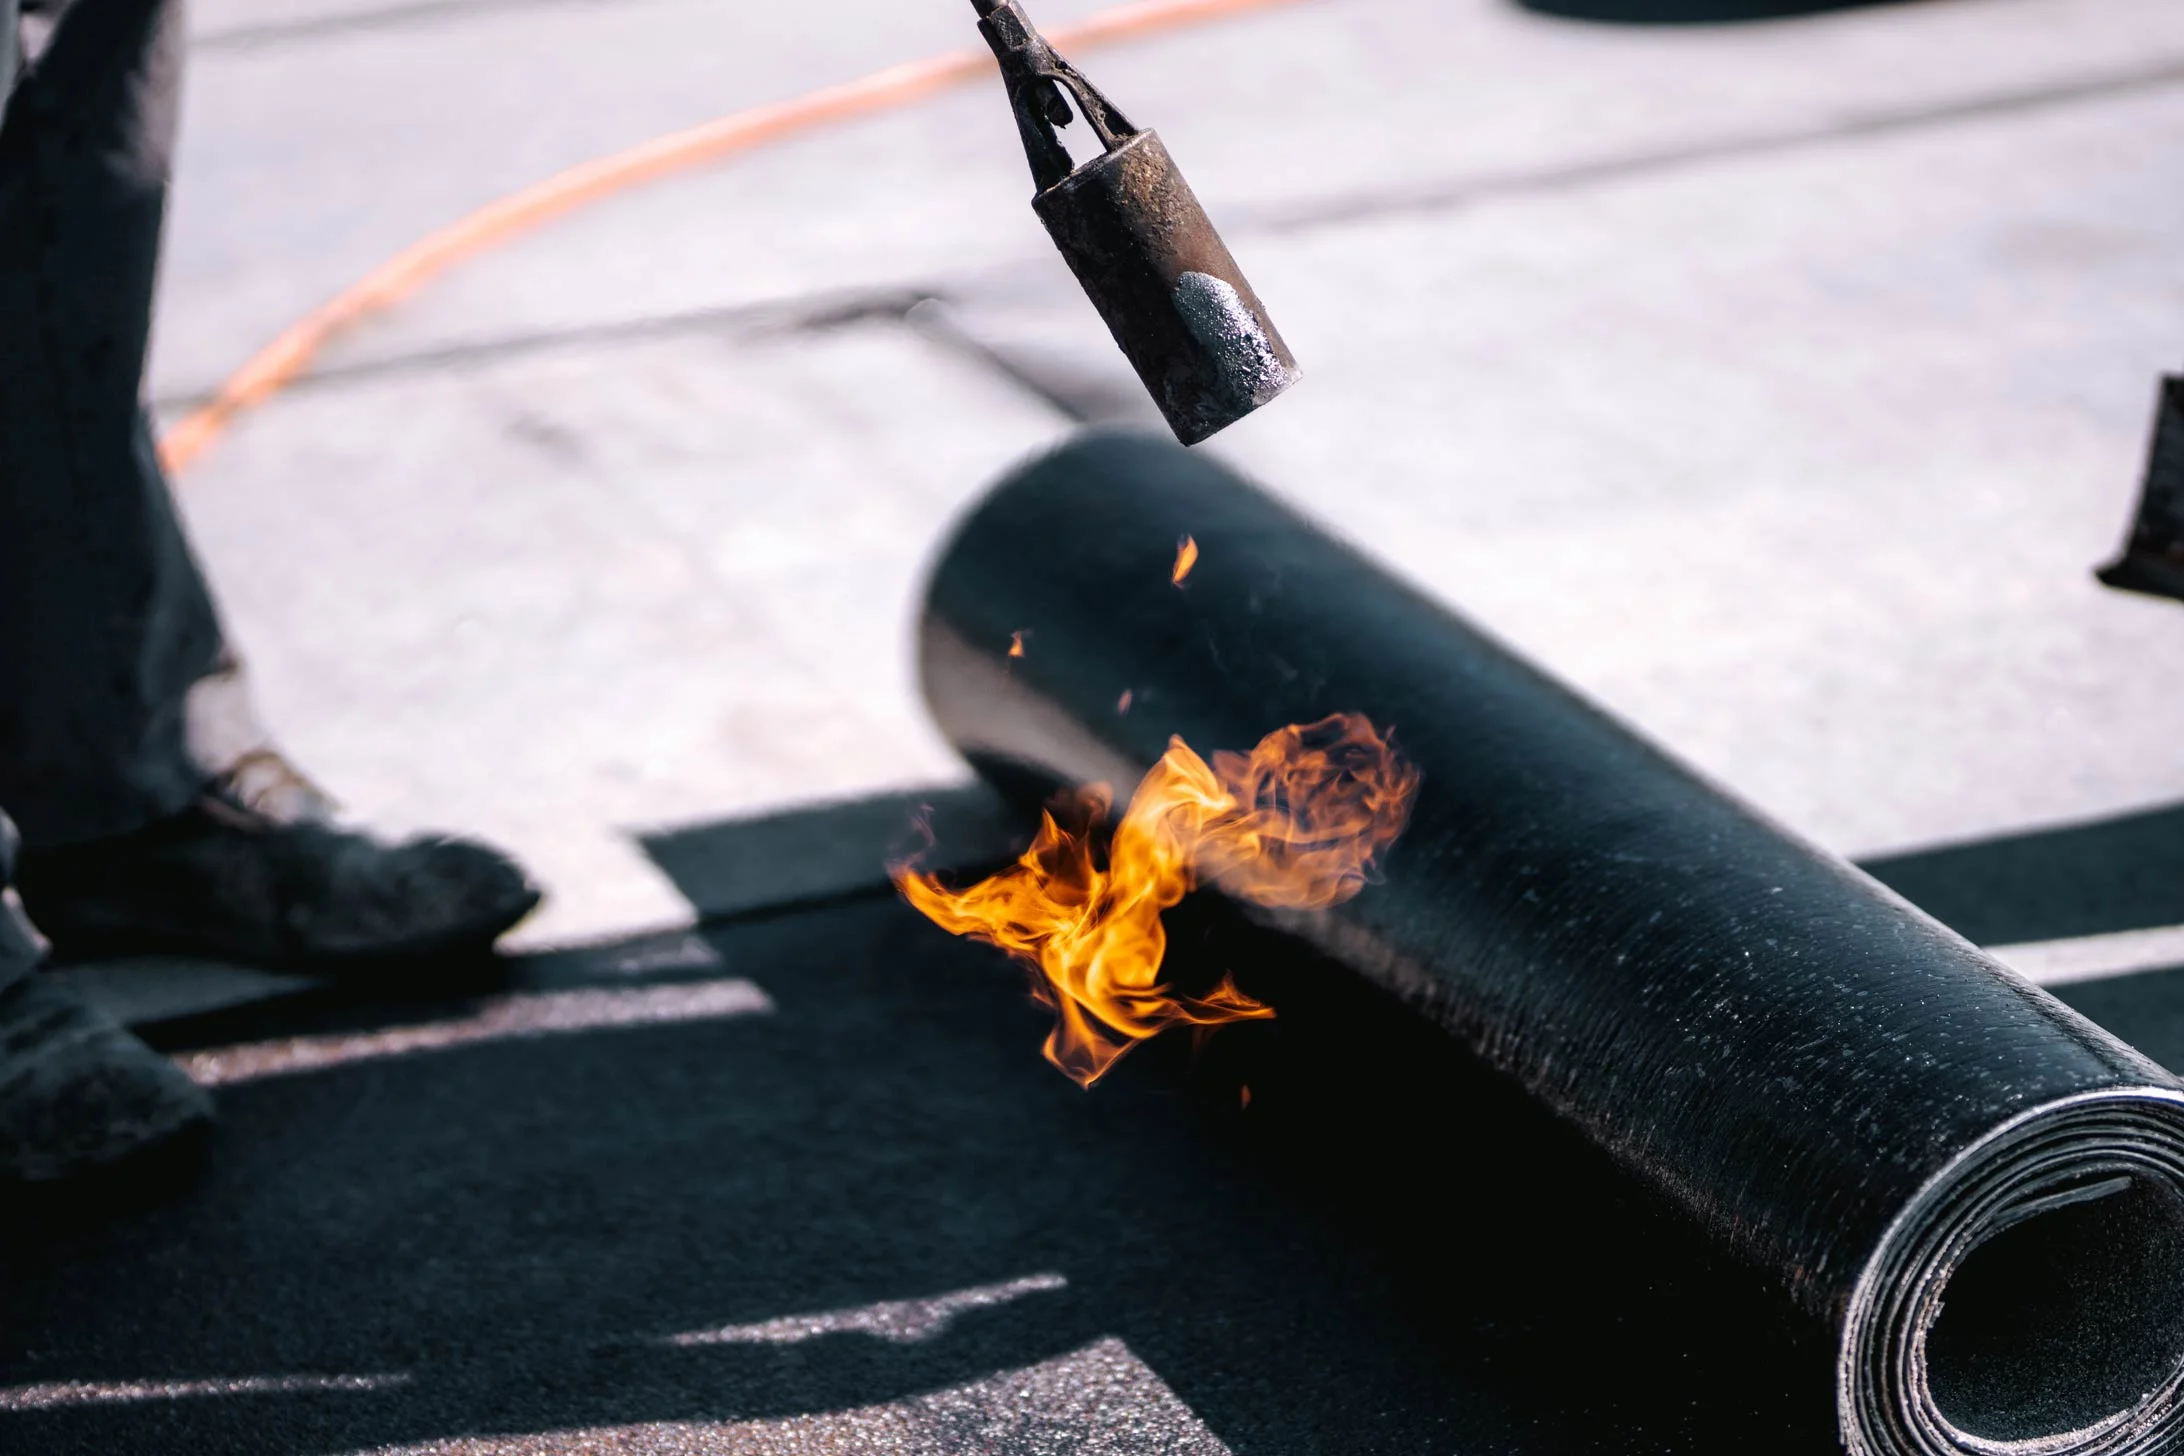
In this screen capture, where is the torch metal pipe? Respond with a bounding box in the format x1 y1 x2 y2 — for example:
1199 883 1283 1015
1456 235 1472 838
916 431 2184 1456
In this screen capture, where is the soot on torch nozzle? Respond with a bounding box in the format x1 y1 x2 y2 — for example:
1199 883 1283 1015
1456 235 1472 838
969 0 1299 445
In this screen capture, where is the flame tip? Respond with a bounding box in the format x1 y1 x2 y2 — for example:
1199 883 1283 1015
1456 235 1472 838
904 712 1416 1084
1171 535 1199 586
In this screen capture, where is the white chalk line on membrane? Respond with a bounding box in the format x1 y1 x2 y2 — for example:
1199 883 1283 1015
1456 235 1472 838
661 1272 1068 1347
177 977 775 1086
0 1373 411 1411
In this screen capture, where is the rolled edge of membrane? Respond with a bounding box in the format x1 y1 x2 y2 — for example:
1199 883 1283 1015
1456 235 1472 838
1839 1086 2184 1456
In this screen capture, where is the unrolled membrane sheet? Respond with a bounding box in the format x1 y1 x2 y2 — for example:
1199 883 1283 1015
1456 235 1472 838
914 432 2184 1456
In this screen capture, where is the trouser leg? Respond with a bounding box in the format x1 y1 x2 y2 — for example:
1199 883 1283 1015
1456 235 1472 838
0 0 232 848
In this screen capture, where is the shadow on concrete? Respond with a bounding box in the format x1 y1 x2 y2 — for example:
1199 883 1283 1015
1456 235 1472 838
2054 967 2184 1070
640 782 1026 923
1858 801 2184 947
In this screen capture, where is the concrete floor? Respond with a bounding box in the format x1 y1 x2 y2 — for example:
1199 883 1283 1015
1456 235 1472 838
153 0 2184 950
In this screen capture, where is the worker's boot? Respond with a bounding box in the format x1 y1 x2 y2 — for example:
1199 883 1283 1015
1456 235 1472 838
15 756 541 975
0 972 214 1185
0 814 212 1186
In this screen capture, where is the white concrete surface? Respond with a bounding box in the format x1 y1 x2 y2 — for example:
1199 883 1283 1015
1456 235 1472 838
157 0 2184 949
178 322 1055 943
1992 925 2184 988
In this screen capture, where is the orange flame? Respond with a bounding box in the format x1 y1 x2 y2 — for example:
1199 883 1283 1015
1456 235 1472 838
1172 535 1199 586
1008 630 1026 659
895 712 1420 1086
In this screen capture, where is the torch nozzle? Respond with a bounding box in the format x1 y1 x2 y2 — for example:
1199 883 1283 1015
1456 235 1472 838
966 0 1297 442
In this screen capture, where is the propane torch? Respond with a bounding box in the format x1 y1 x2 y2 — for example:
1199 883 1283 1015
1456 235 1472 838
969 0 1298 445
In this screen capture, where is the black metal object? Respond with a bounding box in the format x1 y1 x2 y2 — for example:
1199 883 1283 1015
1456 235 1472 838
916 431 2184 1456
2097 375 2184 603
1516 0 1901 21
971 0 1297 445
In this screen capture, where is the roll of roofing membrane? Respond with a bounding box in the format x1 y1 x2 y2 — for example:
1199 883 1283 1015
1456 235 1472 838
916 432 2184 1456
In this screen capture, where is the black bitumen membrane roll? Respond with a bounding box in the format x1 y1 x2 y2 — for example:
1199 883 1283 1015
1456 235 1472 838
916 431 2184 1456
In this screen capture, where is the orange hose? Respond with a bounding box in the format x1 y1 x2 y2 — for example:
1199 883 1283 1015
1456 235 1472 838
159 0 1302 474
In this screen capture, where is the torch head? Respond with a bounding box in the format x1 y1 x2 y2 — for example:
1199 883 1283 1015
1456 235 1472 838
971 0 1298 444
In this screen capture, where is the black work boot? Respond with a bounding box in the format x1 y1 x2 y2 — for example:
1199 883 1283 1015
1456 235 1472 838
14 766 541 975
0 973 214 1186
0 814 207 1194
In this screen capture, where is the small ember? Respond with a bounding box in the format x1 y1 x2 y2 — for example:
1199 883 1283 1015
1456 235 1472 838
1172 535 1199 587
1117 689 1134 715
1008 630 1027 659
895 713 1419 1085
